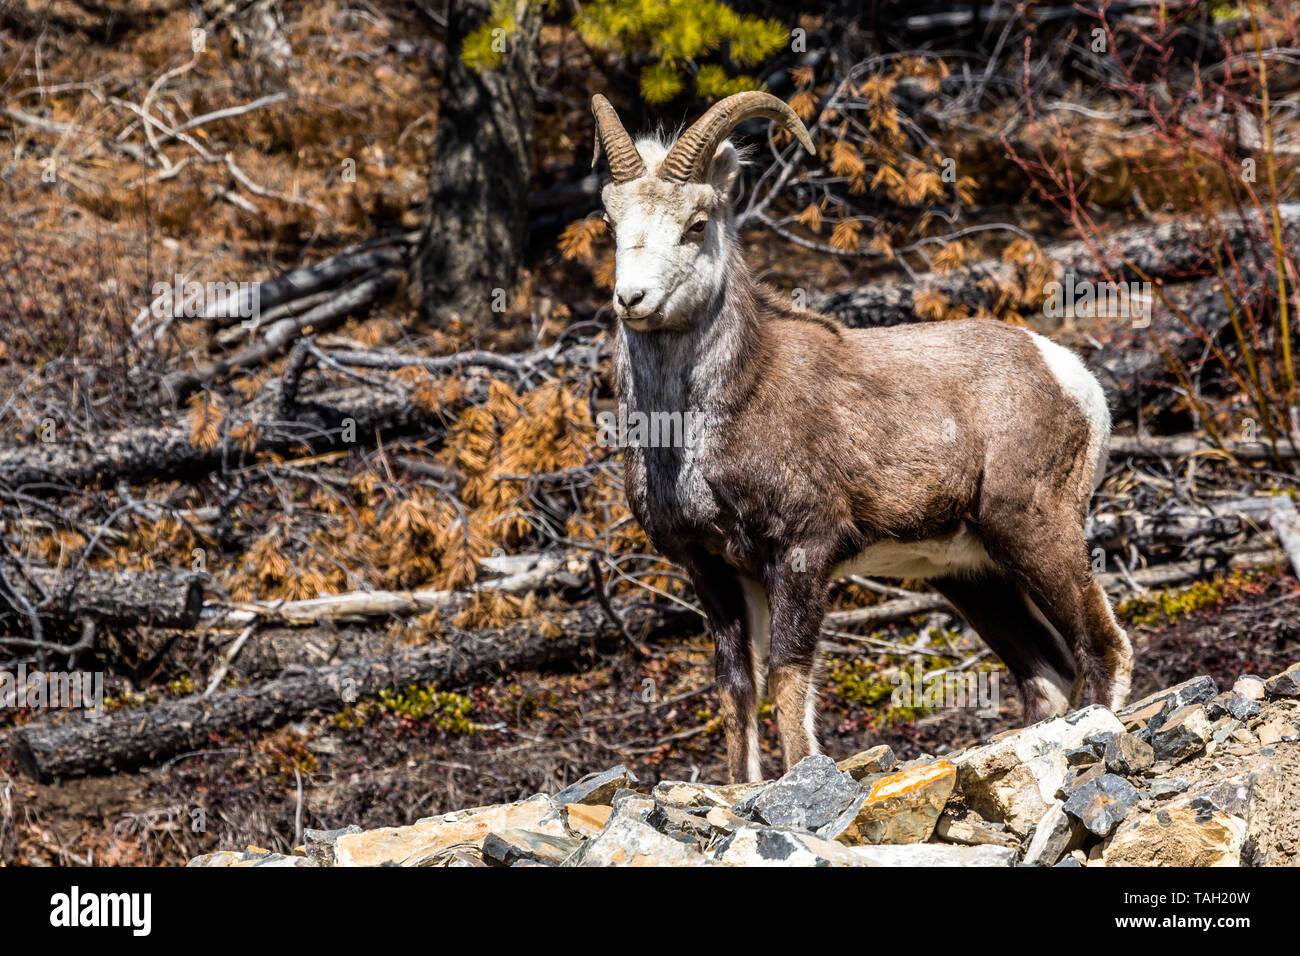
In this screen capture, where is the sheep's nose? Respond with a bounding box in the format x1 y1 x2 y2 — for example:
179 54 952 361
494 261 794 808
616 288 646 310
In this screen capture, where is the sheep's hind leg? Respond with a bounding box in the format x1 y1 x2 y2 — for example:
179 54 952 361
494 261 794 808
930 572 1074 724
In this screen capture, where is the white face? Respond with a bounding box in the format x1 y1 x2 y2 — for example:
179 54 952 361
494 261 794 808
600 140 739 332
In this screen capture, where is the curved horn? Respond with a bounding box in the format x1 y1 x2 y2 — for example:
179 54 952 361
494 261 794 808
591 94 646 184
660 91 816 184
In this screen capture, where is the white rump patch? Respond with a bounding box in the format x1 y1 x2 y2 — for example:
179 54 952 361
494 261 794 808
1026 330 1112 489
832 523 994 581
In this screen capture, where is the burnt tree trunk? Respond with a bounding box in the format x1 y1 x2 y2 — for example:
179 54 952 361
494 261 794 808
1 567 204 632
411 0 541 327
9 598 693 780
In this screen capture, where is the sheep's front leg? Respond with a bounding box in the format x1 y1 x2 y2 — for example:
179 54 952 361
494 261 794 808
765 554 827 771
687 554 760 783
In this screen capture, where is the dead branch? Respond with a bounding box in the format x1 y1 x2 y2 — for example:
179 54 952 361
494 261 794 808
160 269 403 402
204 552 566 627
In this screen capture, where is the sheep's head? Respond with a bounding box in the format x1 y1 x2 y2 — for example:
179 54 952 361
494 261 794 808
592 92 814 332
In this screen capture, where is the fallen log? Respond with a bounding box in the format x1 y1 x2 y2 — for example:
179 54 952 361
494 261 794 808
2 567 204 631
1086 495 1285 554
1109 434 1300 462
7 596 693 780
1266 498 1300 578
0 381 425 493
132 235 412 338
1115 546 1286 590
203 552 568 627
825 593 948 628
901 0 1196 33
161 269 403 403
0 336 581 494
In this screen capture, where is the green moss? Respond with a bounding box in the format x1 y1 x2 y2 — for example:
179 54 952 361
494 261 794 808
377 684 484 734
1117 568 1265 628
332 706 366 731
824 658 897 710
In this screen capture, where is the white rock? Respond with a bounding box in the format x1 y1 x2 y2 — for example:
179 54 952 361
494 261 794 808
847 843 1018 867
335 794 567 866
1021 800 1079 866
953 705 1125 836
713 827 872 867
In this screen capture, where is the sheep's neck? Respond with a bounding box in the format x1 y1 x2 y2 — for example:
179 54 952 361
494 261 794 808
616 268 761 422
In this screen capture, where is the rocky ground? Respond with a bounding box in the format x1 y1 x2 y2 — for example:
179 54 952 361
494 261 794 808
189 662 1300 867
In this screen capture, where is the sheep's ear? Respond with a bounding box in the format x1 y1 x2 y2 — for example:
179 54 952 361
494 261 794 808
707 140 741 202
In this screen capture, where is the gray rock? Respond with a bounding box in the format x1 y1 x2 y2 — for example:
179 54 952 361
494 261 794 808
567 803 710 866
438 848 487 867
816 759 955 845
1103 733 1154 776
1149 704 1212 762
645 802 716 848
747 755 864 832
554 765 638 806
607 789 656 821
1060 761 1106 798
702 805 750 836
228 851 317 868
1264 662 1300 698
1021 800 1079 866
1209 690 1261 722
652 780 765 809
1065 745 1101 767
1053 856 1083 867
1120 675 1218 733
302 825 362 867
1062 773 1143 837
1228 694 1262 721
482 828 582 866
1206 693 1233 720
1101 771 1278 867
1146 777 1191 800
1084 730 1119 750
1120 675 1219 718
1192 767 1280 864
836 744 896 780
934 812 1020 849
1208 717 1242 753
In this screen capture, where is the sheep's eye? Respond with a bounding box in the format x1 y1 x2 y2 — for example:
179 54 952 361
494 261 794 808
684 218 708 239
